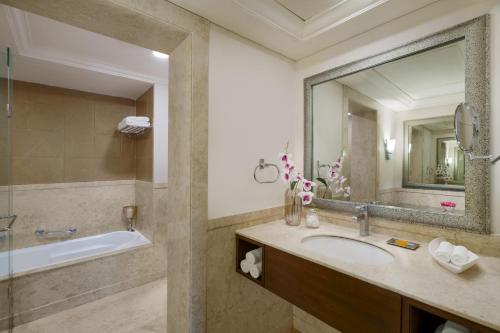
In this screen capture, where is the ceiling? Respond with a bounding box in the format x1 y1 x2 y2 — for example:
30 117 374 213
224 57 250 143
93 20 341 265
0 5 169 99
169 0 442 60
422 120 454 132
337 40 465 112
275 0 344 21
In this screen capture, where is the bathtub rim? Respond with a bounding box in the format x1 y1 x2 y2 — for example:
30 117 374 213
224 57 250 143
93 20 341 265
0 230 153 282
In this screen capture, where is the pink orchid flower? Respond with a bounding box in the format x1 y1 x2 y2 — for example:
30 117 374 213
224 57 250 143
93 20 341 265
284 161 295 172
281 172 291 183
279 153 291 163
298 191 314 205
329 168 338 179
302 179 316 192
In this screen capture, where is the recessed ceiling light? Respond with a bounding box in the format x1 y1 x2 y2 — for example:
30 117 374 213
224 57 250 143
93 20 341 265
152 51 168 59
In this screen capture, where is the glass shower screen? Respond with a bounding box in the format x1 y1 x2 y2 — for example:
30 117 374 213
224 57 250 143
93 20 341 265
0 46 14 333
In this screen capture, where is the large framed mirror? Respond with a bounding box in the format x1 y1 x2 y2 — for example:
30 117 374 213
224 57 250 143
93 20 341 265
304 16 490 233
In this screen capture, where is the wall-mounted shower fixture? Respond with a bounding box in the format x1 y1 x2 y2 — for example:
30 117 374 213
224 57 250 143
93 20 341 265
0 227 8 242
123 205 137 232
35 227 77 239
253 159 280 184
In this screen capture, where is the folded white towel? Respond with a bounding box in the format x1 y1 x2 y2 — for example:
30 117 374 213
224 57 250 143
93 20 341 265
435 241 454 262
240 259 250 274
450 246 469 266
125 116 150 123
249 262 262 279
117 117 151 131
442 320 471 333
245 248 262 265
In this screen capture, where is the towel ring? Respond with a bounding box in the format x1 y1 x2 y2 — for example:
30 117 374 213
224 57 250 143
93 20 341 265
254 159 280 184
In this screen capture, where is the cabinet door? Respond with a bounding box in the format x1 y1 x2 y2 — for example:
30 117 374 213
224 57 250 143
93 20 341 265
265 246 402 333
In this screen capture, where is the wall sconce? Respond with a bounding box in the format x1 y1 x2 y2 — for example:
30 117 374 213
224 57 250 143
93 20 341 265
384 139 396 160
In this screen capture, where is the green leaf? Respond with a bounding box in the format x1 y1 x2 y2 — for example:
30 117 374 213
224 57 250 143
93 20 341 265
316 177 328 187
290 180 298 191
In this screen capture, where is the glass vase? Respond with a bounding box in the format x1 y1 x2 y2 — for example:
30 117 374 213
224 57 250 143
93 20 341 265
284 188 302 226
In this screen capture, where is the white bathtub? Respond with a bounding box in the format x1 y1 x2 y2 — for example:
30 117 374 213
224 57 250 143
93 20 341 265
0 231 151 278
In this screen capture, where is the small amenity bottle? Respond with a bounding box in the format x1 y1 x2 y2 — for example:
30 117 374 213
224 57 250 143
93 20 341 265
305 208 320 228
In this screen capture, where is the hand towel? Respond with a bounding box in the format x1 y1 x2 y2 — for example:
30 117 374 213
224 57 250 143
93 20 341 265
240 259 250 274
245 248 262 265
249 262 262 279
450 246 469 266
442 320 471 333
435 241 454 262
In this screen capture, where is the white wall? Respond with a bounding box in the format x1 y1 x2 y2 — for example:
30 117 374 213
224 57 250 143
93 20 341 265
208 25 296 219
153 83 168 185
296 1 500 234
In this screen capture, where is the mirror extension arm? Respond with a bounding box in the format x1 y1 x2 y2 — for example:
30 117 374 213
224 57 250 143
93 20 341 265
467 152 500 164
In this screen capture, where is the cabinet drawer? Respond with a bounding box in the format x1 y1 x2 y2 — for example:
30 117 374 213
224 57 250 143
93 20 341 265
265 246 402 333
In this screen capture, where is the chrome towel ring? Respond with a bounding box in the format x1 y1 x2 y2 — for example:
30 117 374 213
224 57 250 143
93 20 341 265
254 159 280 184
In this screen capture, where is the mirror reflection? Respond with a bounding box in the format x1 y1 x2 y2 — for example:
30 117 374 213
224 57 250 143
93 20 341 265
404 116 465 188
312 39 465 212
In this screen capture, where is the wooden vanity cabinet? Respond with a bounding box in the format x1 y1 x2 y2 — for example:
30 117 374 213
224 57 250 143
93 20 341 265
235 235 500 333
265 246 401 333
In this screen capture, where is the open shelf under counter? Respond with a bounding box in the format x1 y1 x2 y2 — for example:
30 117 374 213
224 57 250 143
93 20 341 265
235 235 265 286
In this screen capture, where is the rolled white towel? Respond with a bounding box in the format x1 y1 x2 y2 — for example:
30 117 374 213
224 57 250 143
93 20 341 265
125 116 150 123
435 241 454 263
240 259 250 274
442 320 471 333
249 262 262 279
245 248 262 265
450 246 469 266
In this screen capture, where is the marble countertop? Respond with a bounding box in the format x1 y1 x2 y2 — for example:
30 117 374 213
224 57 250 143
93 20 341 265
236 220 500 331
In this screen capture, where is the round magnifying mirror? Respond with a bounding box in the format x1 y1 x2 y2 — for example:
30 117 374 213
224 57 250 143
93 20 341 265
454 102 478 153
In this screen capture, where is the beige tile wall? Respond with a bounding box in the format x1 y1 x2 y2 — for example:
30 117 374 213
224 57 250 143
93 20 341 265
135 87 153 181
207 207 293 333
9 180 136 250
11 80 139 184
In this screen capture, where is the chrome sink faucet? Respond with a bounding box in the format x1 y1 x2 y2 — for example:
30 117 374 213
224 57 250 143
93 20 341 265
352 205 369 236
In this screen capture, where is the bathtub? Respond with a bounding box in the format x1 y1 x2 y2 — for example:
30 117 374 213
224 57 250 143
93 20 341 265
0 231 151 278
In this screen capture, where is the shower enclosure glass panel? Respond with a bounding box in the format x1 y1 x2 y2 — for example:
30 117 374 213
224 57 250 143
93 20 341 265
0 46 14 333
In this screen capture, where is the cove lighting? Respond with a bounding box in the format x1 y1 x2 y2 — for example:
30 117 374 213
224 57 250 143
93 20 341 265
152 51 168 59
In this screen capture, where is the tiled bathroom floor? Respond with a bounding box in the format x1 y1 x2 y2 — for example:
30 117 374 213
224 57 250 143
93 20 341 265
10 279 167 333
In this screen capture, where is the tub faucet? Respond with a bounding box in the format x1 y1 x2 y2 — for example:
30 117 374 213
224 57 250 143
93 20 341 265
352 205 369 236
123 206 137 232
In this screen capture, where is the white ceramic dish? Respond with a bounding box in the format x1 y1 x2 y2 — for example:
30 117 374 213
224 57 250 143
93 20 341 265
428 237 479 274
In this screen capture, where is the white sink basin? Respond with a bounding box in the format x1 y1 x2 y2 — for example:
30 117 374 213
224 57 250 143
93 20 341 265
301 235 394 265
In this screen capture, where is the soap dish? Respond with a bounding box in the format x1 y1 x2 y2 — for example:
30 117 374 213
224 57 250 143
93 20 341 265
428 237 479 274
